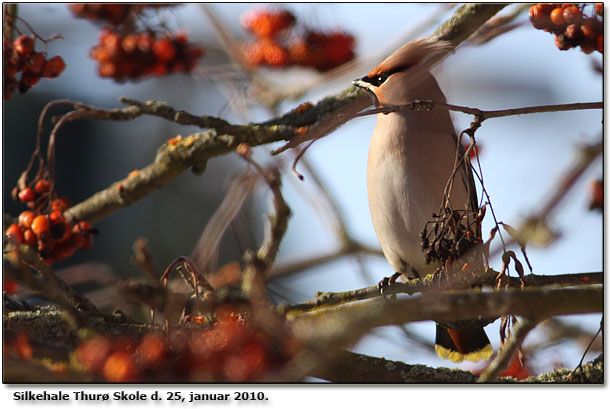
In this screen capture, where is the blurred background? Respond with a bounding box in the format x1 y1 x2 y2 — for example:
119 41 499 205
3 3 603 377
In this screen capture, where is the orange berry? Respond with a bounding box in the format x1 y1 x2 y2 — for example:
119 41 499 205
42 56 66 78
563 6 582 24
529 5 552 30
18 211 36 228
136 32 155 52
18 187 36 203
137 333 167 367
595 3 603 16
6 224 24 243
555 34 572 51
49 210 66 223
76 336 112 372
564 24 582 40
13 35 35 57
261 39 291 67
103 351 138 382
236 143 251 157
51 198 70 213
34 179 51 194
550 7 566 26
14 332 33 360
241 9 295 38
23 229 37 246
597 34 603 53
31 215 51 238
122 34 138 53
153 38 176 61
28 53 47 74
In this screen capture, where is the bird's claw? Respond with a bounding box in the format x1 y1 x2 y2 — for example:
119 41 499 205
377 272 402 297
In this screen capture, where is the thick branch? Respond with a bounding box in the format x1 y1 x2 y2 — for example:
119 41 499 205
284 271 602 313
291 287 602 350
313 350 603 383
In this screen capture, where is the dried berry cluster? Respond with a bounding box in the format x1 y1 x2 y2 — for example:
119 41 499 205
240 8 355 71
529 3 603 53
69 3 169 26
420 208 483 266
3 35 66 100
89 28 205 82
75 306 300 382
6 178 96 265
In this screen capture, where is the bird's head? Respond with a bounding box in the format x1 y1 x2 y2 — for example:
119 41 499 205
353 37 452 107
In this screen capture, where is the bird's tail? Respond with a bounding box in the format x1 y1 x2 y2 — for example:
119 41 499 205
435 324 493 363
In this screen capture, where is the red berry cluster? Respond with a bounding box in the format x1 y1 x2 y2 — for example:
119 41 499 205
89 28 204 82
240 8 355 72
6 179 95 265
289 30 356 72
3 35 66 100
529 3 603 54
69 4 169 26
75 306 300 382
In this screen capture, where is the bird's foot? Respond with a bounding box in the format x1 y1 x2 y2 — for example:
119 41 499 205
377 272 402 297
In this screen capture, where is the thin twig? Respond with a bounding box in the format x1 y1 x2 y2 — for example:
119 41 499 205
477 318 538 382
347 100 603 122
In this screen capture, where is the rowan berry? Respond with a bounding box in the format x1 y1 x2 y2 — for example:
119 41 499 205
153 38 176 61
595 3 603 16
18 188 36 203
23 229 37 246
13 35 35 57
51 198 70 213
564 24 582 40
563 6 582 24
18 211 36 228
550 7 566 26
28 53 47 74
42 56 66 78
31 215 51 238
6 224 24 243
34 179 51 194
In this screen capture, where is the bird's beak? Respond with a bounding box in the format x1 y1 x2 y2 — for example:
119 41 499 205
352 77 372 90
352 77 379 107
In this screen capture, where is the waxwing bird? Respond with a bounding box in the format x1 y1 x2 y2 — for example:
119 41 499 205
352 37 492 363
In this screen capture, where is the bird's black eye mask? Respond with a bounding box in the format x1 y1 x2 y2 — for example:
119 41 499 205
359 64 409 87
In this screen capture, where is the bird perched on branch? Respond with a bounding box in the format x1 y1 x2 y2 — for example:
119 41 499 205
352 37 492 363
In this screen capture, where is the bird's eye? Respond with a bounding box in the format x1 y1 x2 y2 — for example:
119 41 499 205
371 72 390 87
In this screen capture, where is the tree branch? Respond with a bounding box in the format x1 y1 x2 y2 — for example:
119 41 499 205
284 270 602 313
312 350 603 383
476 317 538 382
291 287 602 352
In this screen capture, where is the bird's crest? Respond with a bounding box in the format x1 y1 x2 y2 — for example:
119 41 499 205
366 37 453 78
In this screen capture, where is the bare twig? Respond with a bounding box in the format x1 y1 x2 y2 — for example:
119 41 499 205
477 318 538 382
347 100 603 123
6 244 102 328
131 237 158 280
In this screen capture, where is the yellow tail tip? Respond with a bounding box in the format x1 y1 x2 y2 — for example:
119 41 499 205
435 343 493 363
